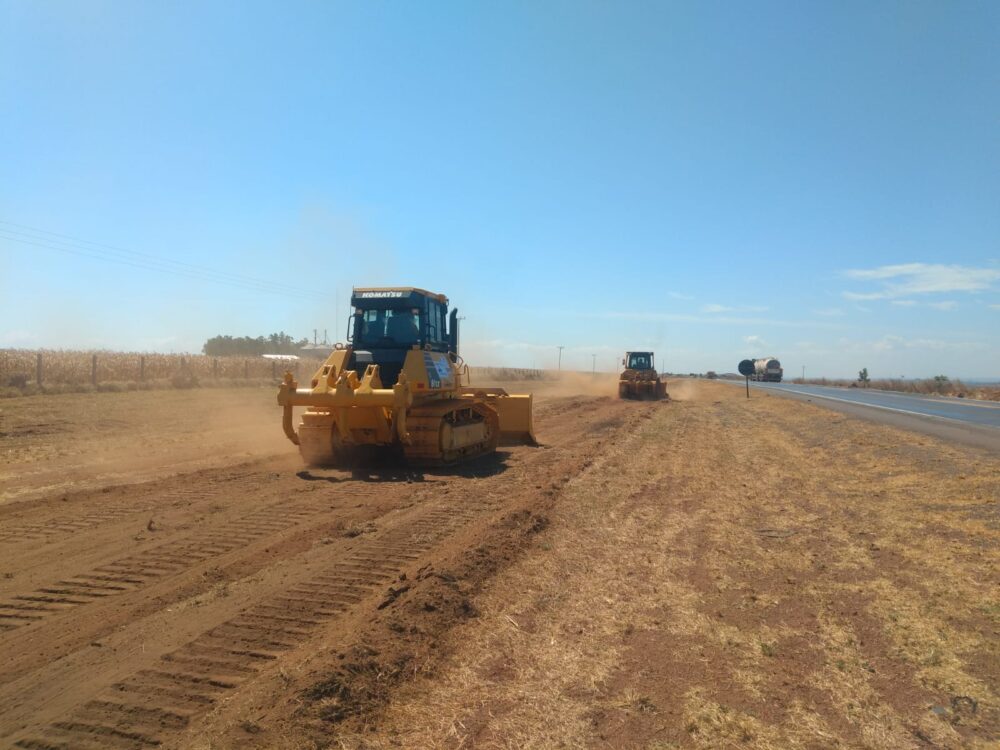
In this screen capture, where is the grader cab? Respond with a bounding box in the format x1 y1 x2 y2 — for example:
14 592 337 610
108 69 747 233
618 351 668 400
277 287 536 466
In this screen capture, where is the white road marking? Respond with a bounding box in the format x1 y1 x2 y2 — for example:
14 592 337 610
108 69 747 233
754 385 991 427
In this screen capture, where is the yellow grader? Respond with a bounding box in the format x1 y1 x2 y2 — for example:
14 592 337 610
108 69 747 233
277 287 536 466
618 351 668 400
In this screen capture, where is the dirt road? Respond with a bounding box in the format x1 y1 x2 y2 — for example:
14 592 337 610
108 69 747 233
0 381 641 748
1 379 997 749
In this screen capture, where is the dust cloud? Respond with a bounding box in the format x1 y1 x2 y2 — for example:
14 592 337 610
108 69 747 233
1 388 292 506
472 371 621 399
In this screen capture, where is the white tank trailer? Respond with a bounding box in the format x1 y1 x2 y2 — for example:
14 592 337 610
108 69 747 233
752 357 783 382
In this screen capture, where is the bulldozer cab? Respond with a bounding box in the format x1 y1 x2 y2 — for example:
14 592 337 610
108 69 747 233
349 288 458 386
624 351 655 371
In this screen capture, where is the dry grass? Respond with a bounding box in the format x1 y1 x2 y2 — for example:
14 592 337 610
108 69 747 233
326 381 999 748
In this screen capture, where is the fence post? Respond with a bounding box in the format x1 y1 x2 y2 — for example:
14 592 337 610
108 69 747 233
271 360 276 379
180 356 186 373
91 354 97 386
139 355 145 382
36 352 43 386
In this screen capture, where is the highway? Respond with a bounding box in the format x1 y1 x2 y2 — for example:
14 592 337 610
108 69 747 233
718 379 1000 452
747 382 1000 429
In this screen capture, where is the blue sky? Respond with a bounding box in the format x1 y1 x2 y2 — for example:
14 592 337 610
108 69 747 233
2 1 998 378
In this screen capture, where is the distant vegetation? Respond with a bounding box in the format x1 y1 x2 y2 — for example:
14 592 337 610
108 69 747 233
202 332 308 356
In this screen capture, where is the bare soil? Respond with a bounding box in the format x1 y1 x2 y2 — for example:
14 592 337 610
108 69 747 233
0 379 997 749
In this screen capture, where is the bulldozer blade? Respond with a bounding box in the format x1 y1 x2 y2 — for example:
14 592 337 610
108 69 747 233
494 394 537 446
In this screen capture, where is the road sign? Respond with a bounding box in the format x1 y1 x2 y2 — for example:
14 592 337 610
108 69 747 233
738 359 754 399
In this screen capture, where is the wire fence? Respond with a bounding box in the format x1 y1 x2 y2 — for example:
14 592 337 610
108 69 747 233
0 349 326 388
0 349 553 392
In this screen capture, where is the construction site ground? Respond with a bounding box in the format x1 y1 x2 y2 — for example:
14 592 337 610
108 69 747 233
0 378 997 749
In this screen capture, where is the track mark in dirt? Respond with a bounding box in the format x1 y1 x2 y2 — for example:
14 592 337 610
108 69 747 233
0 503 328 632
0 460 297 548
10 494 507 749
0 503 159 545
0 485 226 546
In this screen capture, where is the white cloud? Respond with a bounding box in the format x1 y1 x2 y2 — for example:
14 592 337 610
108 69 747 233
869 335 984 352
987 304 1000 310
702 303 768 314
579 310 841 329
928 301 957 311
814 307 845 317
843 263 1000 300
743 335 766 347
667 291 694 300
890 300 917 307
872 335 902 352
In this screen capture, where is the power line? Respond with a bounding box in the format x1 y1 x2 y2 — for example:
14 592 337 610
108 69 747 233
0 220 325 296
0 220 330 300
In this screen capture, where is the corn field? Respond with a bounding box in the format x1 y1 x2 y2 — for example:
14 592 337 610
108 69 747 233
0 349 326 388
0 349 555 392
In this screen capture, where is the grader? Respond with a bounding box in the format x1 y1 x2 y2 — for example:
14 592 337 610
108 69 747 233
618 351 668 400
277 287 536 466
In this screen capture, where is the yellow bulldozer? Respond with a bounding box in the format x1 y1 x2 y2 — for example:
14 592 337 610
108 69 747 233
277 287 536 466
618 351 668 400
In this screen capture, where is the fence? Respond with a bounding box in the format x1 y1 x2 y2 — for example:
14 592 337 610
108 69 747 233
0 349 326 388
0 350 560 392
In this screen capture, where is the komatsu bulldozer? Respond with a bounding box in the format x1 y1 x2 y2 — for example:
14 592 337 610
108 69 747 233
618 351 668 400
277 287 536 466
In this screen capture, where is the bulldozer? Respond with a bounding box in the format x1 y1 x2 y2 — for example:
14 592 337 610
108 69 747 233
618 351 668 400
277 287 536 466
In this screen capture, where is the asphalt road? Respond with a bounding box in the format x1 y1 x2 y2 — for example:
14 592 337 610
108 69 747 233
752 382 1000 427
720 380 1000 452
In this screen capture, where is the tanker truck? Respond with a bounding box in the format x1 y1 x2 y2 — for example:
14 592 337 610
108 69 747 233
752 357 783 382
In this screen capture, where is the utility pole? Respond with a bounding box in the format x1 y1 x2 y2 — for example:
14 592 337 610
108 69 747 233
592 354 596 373
557 346 564 371
801 365 805 382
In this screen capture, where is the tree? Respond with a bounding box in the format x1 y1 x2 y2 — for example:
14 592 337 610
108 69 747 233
932 374 950 394
858 367 870 387
202 332 309 356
